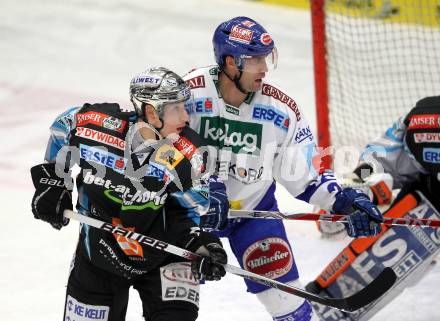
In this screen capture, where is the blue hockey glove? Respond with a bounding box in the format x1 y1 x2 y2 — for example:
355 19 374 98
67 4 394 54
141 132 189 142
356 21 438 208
332 188 383 238
200 175 229 231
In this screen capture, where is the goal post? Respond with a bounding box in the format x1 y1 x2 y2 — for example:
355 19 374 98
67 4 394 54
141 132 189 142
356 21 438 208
311 0 440 173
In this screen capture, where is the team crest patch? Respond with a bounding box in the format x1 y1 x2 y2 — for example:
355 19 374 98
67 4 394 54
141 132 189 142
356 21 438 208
243 237 293 279
154 144 184 170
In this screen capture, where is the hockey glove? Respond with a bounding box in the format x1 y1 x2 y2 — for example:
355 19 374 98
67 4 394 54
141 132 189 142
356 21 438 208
200 175 229 231
332 188 383 238
186 230 227 281
30 163 72 230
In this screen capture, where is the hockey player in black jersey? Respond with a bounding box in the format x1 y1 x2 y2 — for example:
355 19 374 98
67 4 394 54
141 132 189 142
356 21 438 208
30 67 228 321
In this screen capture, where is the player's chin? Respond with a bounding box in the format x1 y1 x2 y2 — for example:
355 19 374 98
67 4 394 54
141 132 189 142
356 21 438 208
253 79 263 91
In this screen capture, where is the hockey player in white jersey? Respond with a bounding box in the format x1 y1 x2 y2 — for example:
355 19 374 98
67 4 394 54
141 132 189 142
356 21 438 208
183 16 384 321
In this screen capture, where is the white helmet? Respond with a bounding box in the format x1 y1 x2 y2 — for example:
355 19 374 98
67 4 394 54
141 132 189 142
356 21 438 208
130 67 191 118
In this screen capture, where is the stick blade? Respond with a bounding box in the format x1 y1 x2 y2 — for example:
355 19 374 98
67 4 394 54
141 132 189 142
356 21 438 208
342 267 397 312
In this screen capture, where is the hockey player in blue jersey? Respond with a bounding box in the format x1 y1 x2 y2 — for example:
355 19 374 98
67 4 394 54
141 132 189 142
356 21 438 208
30 67 228 321
307 95 440 321
184 16 384 321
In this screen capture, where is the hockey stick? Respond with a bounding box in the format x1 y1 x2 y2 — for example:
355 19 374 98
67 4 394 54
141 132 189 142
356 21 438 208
64 209 396 312
228 210 440 228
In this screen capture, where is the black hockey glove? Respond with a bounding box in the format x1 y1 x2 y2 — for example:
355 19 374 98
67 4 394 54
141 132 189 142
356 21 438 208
30 163 72 230
200 175 229 231
332 188 383 238
186 230 227 281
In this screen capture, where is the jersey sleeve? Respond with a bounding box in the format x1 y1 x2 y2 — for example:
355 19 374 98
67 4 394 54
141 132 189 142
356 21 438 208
44 107 80 162
359 116 426 189
272 109 342 210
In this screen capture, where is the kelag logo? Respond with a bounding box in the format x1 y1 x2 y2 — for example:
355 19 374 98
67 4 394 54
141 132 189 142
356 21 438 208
423 148 440 163
79 144 126 173
200 117 262 154
252 104 289 131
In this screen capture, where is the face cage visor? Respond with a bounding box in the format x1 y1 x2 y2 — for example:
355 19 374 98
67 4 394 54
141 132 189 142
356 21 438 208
234 47 278 73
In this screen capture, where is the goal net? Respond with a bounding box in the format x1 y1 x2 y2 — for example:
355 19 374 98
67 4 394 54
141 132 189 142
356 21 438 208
311 0 440 173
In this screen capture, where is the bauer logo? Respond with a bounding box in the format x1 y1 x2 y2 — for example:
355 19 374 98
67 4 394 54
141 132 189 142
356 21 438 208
229 25 254 44
200 116 262 154
76 127 125 150
65 295 109 321
262 84 301 121
252 104 289 131
79 144 126 173
242 237 293 279
423 148 440 163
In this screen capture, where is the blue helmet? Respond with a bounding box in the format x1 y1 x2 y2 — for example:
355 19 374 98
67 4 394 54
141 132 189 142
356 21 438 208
213 16 277 69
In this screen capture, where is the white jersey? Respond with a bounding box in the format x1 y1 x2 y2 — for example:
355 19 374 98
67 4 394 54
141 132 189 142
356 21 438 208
184 66 339 210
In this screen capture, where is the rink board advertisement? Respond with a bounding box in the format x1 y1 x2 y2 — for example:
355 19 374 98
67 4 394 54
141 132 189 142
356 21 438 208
311 193 440 321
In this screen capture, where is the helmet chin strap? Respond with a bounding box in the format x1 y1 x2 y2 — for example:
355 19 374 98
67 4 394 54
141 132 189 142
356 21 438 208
222 68 248 95
140 102 164 138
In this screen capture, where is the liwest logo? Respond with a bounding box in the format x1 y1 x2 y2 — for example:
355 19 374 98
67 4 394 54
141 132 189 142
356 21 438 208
200 117 262 154
261 84 301 121
423 148 440 163
76 127 125 150
252 104 289 131
79 144 126 173
186 97 213 114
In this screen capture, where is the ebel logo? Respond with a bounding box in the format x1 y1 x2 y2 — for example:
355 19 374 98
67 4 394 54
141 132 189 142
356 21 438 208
200 116 262 154
252 104 289 131
79 144 126 173
423 148 440 163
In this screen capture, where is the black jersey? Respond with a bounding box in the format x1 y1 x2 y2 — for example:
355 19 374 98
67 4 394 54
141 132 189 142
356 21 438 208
45 103 209 278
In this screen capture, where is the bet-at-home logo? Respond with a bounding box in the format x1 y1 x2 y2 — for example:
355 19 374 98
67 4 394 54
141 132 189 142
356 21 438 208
200 117 262 154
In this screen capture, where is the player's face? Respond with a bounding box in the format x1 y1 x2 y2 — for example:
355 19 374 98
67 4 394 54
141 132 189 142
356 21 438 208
240 57 268 92
160 101 189 137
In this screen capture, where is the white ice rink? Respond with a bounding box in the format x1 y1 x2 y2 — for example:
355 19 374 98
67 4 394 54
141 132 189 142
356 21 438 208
0 0 438 320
